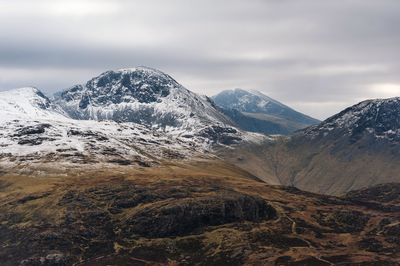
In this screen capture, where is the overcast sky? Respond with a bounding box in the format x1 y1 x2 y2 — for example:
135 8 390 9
0 0 399 119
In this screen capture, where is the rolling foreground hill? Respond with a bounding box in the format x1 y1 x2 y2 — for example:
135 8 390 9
1 162 400 265
220 97 400 195
212 89 319 135
0 67 400 265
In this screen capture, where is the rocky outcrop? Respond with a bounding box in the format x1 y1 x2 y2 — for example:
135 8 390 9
125 192 276 237
313 210 370 233
345 183 400 203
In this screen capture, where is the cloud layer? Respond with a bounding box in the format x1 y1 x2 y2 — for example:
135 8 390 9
0 0 399 119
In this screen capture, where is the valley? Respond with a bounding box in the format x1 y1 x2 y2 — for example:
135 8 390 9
0 67 399 265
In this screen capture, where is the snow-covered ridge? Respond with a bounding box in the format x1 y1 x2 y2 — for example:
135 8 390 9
213 88 284 112
212 88 319 125
211 88 320 136
300 97 400 142
0 87 68 122
0 68 266 166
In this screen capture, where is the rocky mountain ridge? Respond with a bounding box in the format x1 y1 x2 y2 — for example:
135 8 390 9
55 67 233 133
299 97 400 142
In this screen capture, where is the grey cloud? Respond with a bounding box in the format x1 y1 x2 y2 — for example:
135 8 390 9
0 0 399 119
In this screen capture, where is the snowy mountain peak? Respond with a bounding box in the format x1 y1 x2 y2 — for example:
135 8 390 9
212 88 319 127
301 97 400 142
235 88 283 107
115 66 173 76
60 66 180 108
54 67 237 134
213 89 291 114
0 86 50 108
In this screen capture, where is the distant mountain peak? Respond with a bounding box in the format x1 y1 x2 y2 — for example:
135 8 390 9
212 88 319 135
213 88 308 116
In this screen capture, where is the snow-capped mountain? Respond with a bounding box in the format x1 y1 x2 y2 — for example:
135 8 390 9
55 67 232 134
272 97 400 195
220 96 400 195
0 69 265 169
300 97 400 142
212 89 319 135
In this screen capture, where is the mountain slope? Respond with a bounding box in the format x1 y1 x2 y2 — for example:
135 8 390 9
0 87 209 168
220 97 400 195
285 97 400 195
212 89 319 135
0 87 66 121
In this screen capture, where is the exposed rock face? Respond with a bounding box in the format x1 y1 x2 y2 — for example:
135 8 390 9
80 69 171 104
198 126 242 145
59 182 276 238
14 124 52 136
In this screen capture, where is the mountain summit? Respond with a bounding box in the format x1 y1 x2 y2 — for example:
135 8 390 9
212 89 319 135
55 67 232 133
